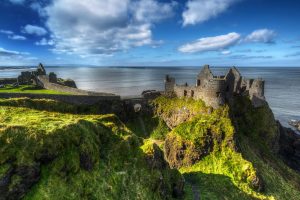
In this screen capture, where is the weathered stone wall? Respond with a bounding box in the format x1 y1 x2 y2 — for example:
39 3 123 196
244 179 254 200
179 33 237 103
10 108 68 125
165 75 175 92
0 78 17 85
165 65 266 109
37 75 116 96
0 93 120 105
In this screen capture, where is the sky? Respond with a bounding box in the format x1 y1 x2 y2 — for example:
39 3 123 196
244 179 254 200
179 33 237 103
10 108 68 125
0 0 300 66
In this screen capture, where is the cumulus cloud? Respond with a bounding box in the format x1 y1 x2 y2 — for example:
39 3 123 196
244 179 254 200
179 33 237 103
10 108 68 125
0 29 27 40
132 0 177 23
182 0 240 26
35 38 55 46
22 25 47 36
42 0 176 56
245 29 276 43
0 30 14 35
8 35 27 40
178 32 241 53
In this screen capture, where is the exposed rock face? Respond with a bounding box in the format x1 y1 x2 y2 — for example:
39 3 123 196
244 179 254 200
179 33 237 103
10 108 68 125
164 133 213 168
278 122 300 172
289 120 300 132
143 143 184 198
0 165 40 200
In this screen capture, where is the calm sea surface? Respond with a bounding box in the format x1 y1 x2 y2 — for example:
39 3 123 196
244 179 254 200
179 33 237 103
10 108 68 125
1 66 299 127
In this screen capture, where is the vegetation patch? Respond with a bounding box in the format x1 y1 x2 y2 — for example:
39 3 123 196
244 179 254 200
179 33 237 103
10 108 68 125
0 84 70 95
0 101 182 199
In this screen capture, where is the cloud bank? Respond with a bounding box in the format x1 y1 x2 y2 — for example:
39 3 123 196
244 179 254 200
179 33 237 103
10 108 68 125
43 0 176 56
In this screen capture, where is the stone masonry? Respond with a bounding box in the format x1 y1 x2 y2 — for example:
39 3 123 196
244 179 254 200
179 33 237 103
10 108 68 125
165 65 265 108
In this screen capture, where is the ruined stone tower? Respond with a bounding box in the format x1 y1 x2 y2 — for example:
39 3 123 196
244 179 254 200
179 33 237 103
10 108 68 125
164 65 265 108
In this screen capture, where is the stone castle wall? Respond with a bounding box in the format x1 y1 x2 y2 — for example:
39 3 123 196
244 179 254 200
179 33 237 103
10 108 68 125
37 75 116 96
165 65 265 108
0 78 17 85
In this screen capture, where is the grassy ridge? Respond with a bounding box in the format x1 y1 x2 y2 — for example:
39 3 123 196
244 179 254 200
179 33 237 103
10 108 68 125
0 100 181 199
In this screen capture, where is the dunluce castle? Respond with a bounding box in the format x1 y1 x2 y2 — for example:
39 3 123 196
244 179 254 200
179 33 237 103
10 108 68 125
165 65 265 108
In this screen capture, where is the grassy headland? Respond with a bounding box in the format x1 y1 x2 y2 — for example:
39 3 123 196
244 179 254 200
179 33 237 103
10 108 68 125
0 96 300 199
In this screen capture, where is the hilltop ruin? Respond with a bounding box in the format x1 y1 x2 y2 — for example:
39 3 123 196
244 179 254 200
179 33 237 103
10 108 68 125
165 65 265 108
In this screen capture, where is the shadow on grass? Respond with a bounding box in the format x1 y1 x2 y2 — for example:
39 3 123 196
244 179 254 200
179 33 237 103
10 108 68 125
184 172 255 200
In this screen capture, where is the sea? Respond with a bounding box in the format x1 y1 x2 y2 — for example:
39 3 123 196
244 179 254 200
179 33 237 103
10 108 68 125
0 66 299 128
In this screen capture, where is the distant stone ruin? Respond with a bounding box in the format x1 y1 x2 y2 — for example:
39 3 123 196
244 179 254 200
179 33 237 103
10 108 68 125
165 65 265 108
1 63 118 97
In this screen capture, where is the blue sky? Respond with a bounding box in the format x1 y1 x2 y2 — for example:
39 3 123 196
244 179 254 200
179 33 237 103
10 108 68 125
0 0 300 66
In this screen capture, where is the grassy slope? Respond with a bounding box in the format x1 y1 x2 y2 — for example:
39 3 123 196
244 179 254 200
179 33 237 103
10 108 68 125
0 99 179 199
0 84 69 95
151 96 300 200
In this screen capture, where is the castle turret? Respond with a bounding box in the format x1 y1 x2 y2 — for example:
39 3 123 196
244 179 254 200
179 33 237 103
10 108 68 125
165 75 175 92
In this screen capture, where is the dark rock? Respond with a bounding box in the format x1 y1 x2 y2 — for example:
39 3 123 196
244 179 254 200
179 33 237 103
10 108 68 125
80 153 94 171
249 174 264 192
145 143 167 170
278 121 300 172
0 164 40 200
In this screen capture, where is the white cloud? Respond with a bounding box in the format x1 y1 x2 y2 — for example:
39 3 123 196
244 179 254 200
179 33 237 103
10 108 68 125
0 47 27 56
182 0 240 26
9 0 25 4
178 32 241 53
0 29 27 40
245 29 276 43
0 30 14 35
43 0 175 56
132 0 177 23
8 35 27 40
35 38 54 46
221 50 231 55
22 25 47 36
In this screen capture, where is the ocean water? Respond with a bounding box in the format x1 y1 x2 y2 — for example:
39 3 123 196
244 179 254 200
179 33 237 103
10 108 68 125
1 66 299 127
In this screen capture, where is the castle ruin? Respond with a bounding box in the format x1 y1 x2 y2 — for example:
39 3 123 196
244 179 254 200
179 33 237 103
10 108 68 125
165 65 265 108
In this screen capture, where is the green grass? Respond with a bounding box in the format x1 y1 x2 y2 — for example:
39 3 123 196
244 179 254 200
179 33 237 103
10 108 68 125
0 102 181 199
0 84 70 95
153 96 300 200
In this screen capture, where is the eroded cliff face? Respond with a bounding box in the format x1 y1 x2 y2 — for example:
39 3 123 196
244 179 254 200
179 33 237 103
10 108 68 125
151 96 300 199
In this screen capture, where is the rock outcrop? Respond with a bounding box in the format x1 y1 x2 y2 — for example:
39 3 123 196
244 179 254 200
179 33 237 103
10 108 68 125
278 122 300 172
